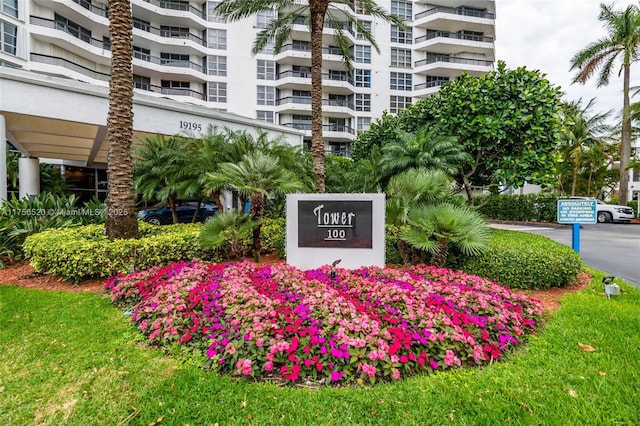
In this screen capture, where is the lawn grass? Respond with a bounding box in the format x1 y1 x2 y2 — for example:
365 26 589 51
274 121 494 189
1 268 639 425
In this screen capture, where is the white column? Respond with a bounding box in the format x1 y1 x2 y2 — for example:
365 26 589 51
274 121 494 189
0 114 6 203
18 157 40 198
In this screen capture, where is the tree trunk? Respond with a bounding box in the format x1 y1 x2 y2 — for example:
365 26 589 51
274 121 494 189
461 172 475 206
106 0 139 240
431 239 449 267
310 1 329 193
168 195 178 224
249 192 265 261
619 63 631 203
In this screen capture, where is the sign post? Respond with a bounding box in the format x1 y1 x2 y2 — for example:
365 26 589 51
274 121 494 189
557 199 597 253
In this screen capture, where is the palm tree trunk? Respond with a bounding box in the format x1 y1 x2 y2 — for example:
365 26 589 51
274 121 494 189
168 195 178 224
431 239 449 267
310 1 329 193
249 192 265 261
619 63 632 203
105 0 139 240
571 166 578 196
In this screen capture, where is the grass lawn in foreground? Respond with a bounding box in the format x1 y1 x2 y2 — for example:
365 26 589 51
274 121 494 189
0 268 639 425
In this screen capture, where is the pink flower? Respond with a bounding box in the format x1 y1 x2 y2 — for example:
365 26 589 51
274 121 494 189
256 338 265 347
330 371 344 382
391 368 401 380
264 361 274 371
360 363 376 377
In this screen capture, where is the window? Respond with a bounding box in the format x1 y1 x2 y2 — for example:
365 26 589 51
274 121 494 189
207 1 225 23
208 28 227 49
353 45 371 64
207 55 226 76
161 53 189 66
161 26 190 38
133 46 151 62
55 14 91 43
391 1 412 20
257 85 275 105
208 82 227 102
256 111 274 123
354 69 371 88
256 9 275 28
257 59 276 80
391 24 412 44
357 117 371 132
391 48 411 68
133 18 151 32
355 20 371 40
390 72 412 91
258 38 275 54
293 40 311 51
355 93 371 112
0 20 16 54
161 80 190 95
390 95 411 113
133 74 151 91
2 0 18 18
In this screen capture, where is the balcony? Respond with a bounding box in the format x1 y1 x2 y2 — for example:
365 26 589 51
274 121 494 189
132 0 207 28
282 123 355 142
291 16 354 43
414 30 494 55
30 53 110 82
133 51 206 75
413 79 449 98
141 0 205 20
71 0 108 17
132 21 206 49
414 6 495 33
30 16 111 64
414 54 493 78
273 44 345 67
275 96 354 117
275 70 354 94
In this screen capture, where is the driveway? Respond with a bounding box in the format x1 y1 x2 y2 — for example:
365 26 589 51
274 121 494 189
490 222 640 289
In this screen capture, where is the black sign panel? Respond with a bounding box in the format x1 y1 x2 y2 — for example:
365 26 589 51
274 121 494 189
297 200 373 248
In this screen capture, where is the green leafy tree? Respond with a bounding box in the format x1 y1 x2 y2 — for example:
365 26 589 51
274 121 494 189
105 0 138 239
352 62 564 205
215 0 404 193
203 151 307 260
570 2 640 203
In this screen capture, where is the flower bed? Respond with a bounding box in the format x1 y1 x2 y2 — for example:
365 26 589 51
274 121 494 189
105 260 543 385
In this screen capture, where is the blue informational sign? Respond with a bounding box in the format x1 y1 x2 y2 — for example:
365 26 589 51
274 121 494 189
557 199 597 224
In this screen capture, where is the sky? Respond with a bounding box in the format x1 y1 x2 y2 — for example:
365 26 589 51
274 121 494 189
494 0 638 122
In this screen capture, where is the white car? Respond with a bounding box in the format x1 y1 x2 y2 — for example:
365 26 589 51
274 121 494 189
570 197 634 223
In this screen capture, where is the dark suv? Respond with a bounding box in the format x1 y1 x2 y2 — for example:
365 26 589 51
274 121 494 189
137 200 218 225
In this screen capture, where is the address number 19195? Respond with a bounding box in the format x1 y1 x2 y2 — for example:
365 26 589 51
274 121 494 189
179 121 202 132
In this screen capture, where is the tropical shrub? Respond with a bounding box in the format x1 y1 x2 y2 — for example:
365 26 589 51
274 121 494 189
23 222 220 282
105 260 543 385
457 229 582 289
0 192 105 267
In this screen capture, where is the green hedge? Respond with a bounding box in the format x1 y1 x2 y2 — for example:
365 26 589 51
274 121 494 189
475 194 558 222
456 229 582 290
23 222 220 283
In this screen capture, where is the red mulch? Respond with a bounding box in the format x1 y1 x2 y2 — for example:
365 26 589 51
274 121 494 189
0 256 592 313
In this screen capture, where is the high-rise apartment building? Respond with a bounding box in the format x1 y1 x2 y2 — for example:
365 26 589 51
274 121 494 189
0 0 495 158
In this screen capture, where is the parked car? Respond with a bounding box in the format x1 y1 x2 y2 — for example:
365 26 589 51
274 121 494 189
137 200 218 225
570 196 634 223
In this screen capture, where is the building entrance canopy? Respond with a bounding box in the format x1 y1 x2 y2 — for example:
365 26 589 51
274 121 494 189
0 68 302 200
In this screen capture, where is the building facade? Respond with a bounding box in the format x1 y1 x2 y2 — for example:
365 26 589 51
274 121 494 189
0 0 496 159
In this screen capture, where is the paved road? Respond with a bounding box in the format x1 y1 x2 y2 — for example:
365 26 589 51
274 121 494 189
490 222 640 288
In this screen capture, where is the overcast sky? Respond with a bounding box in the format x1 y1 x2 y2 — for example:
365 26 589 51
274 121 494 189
494 0 637 122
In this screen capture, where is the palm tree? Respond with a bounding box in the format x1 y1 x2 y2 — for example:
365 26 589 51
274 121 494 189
5 147 18 190
381 127 471 181
215 1 404 193
570 2 640 204
385 168 453 264
401 203 490 267
559 99 612 196
202 151 307 260
200 210 258 260
133 135 191 224
105 0 138 239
